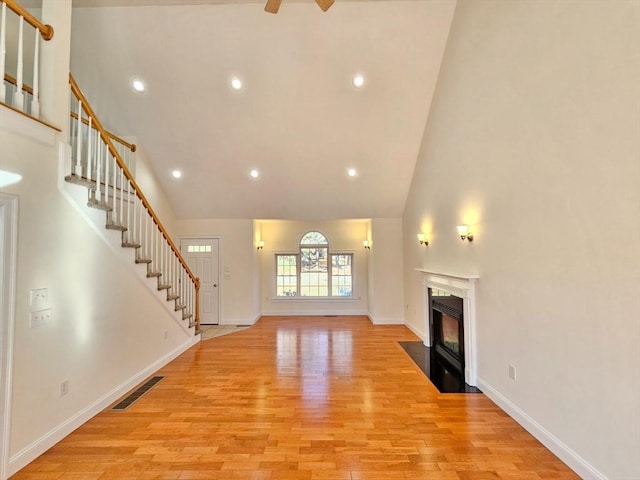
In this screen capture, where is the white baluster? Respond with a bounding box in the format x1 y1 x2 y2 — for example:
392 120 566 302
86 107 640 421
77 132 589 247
119 169 124 226
104 146 109 207
132 190 138 246
13 16 24 111
95 140 102 203
74 100 83 176
112 156 117 214
86 116 92 182
144 209 148 260
0 3 7 104
31 28 39 117
126 179 132 241
68 93 72 144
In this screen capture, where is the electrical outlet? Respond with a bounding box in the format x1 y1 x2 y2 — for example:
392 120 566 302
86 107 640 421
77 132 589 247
508 364 517 381
60 380 69 397
30 288 48 307
30 308 53 328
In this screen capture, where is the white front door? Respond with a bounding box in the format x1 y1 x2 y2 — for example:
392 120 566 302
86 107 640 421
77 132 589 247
181 238 220 325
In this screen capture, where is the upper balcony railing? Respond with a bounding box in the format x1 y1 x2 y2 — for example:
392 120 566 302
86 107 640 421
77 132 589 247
0 0 54 118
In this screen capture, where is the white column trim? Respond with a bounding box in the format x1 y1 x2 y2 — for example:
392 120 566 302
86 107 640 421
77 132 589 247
0 194 19 480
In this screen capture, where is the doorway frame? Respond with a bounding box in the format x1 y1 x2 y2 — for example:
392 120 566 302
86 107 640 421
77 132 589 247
180 235 223 326
0 193 19 480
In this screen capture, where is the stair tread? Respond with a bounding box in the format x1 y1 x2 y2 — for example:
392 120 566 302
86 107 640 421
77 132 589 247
147 272 162 278
87 199 112 212
175 304 187 311
65 174 96 189
182 313 193 320
167 294 179 301
135 258 152 264
157 284 171 290
106 223 127 232
122 242 141 248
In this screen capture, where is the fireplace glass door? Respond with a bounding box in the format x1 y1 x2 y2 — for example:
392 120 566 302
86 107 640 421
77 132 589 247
431 295 464 375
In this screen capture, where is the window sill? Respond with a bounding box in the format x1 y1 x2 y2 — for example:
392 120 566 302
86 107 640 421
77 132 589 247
270 296 359 302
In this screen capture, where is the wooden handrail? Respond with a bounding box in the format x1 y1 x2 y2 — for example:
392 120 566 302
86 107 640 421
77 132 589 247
69 73 199 328
3 73 34 95
70 111 137 153
2 0 54 40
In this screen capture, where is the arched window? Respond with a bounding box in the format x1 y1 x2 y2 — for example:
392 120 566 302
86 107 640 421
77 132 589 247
275 231 353 298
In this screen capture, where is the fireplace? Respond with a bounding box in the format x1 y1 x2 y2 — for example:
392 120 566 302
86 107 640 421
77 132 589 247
417 269 478 386
431 295 464 376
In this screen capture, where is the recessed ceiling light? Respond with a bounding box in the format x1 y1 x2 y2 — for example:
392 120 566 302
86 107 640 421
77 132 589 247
250 169 260 178
171 170 182 179
352 74 365 89
347 168 357 177
231 77 243 91
132 79 146 93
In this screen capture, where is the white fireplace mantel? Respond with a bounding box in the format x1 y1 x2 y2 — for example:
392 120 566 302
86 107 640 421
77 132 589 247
416 268 479 386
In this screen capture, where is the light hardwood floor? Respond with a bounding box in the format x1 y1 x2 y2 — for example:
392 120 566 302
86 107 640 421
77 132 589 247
11 316 578 480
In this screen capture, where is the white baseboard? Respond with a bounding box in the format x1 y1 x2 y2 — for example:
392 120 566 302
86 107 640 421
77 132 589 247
8 336 198 477
476 377 607 480
260 310 368 317
218 313 260 326
367 314 405 325
403 320 424 341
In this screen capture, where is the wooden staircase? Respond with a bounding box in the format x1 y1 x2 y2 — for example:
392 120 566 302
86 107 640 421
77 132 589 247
65 74 200 333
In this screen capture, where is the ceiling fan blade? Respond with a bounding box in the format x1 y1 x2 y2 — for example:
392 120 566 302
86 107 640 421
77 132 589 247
264 0 282 14
315 0 334 12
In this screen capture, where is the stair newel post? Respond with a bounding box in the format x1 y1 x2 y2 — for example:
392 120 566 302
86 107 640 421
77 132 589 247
0 2 6 104
13 15 23 111
187 277 196 324
195 277 201 331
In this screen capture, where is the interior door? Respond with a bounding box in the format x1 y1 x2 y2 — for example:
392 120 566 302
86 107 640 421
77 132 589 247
182 238 220 325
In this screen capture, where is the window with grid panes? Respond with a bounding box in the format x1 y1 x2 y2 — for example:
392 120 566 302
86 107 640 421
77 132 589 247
275 255 297 296
275 231 353 298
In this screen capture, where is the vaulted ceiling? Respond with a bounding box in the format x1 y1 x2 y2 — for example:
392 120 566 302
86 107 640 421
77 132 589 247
69 0 456 220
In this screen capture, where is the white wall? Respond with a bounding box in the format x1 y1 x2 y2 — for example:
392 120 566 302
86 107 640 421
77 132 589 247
132 142 178 239
367 218 404 324
258 219 369 316
176 218 259 325
402 1 640 479
1 120 195 473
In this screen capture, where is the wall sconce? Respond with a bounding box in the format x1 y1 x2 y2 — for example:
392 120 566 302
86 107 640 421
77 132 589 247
456 225 473 242
417 233 429 247
363 240 371 250
257 240 265 250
